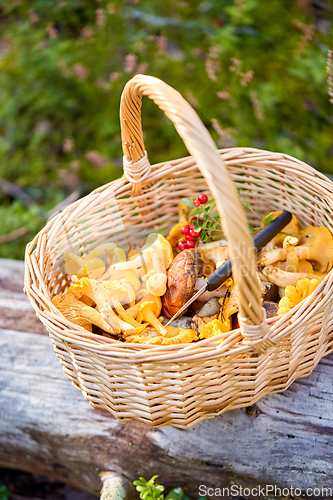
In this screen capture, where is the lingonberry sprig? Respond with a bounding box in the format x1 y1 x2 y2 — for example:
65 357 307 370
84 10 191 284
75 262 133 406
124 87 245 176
177 193 223 250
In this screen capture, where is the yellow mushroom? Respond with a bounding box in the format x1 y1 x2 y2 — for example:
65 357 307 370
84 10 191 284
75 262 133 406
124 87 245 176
262 211 300 250
76 258 105 279
219 281 238 324
125 294 162 319
66 276 96 306
197 282 236 339
136 301 167 336
109 295 148 334
262 264 326 288
52 293 114 333
167 222 186 248
64 251 84 275
125 325 197 345
260 225 333 274
85 243 117 263
294 225 333 273
198 318 229 340
283 236 299 272
64 250 105 279
277 278 319 315
85 280 133 334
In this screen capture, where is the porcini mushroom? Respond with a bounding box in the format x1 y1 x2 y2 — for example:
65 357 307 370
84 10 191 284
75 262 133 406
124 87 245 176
162 248 200 318
137 301 167 336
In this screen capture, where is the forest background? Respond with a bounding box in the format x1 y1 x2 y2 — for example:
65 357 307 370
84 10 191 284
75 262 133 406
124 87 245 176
0 0 332 259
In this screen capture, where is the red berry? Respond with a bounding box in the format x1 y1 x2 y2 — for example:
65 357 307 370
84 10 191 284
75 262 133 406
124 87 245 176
198 193 208 204
186 240 195 248
189 224 195 231
190 230 201 239
190 217 198 224
178 241 187 251
180 225 190 235
194 199 201 207
185 234 193 241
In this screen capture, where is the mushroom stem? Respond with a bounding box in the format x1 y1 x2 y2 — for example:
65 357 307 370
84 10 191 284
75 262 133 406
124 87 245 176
125 294 162 319
262 265 326 288
138 304 167 336
100 305 135 334
143 246 167 296
110 296 147 332
283 236 299 272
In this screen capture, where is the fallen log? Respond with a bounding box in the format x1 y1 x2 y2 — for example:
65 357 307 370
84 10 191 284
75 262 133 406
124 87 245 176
1 258 333 498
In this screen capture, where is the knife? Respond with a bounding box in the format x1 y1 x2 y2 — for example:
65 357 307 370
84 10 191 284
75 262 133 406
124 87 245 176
165 210 292 326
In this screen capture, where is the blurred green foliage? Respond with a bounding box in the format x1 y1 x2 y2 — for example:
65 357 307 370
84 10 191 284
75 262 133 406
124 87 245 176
0 0 332 258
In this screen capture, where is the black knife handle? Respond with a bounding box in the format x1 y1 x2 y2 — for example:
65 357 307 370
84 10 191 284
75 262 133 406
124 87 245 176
206 210 292 292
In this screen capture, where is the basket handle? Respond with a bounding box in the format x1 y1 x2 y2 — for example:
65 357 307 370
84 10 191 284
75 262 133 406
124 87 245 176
120 74 273 352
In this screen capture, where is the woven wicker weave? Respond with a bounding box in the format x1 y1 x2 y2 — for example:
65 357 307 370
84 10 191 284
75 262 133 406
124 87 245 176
25 75 333 429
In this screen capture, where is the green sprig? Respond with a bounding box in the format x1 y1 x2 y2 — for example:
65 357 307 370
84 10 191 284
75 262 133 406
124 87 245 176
181 197 223 243
133 476 165 500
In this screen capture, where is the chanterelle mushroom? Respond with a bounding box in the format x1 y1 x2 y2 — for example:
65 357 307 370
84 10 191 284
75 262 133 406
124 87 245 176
52 293 114 333
262 264 326 288
295 225 333 273
125 325 197 345
262 211 299 250
200 245 228 270
277 277 319 315
137 301 167 336
125 293 162 319
260 225 333 273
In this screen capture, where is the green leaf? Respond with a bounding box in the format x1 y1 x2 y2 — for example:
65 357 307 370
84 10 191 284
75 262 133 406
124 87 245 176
0 486 11 500
165 487 184 500
263 212 274 226
181 198 195 207
134 480 145 486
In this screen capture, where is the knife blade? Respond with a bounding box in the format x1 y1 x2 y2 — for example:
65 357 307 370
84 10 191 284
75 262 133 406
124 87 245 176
165 210 292 326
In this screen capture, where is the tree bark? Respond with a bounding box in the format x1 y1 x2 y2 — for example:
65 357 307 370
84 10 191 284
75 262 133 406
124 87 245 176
1 259 333 498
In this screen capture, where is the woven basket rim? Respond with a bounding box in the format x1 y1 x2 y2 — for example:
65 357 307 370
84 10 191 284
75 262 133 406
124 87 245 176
25 147 333 356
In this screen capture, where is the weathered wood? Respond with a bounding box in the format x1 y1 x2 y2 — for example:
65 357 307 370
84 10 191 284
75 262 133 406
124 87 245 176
1 258 333 498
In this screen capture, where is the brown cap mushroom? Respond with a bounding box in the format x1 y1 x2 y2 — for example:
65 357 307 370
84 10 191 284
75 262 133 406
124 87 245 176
162 248 200 318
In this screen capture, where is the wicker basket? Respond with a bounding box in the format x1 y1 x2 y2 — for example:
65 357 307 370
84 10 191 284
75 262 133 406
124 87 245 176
25 75 333 429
